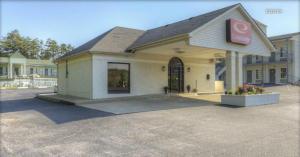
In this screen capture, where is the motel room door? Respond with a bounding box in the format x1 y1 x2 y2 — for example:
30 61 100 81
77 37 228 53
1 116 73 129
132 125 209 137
246 70 252 83
269 69 276 83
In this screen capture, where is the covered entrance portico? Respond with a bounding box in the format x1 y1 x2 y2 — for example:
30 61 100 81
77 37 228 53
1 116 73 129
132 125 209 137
128 4 275 93
134 40 246 93
0 53 27 79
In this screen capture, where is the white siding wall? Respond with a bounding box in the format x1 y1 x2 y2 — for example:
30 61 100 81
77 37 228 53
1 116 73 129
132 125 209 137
92 54 215 99
184 63 215 93
189 8 271 56
57 56 92 98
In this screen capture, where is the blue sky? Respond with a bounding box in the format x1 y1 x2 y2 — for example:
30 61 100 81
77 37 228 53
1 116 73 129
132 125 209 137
1 1 299 47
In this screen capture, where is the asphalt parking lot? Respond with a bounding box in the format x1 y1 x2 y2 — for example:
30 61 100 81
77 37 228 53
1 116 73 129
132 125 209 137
0 86 299 157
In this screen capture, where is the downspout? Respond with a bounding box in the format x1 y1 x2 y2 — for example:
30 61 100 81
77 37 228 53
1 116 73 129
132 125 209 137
261 55 264 87
286 39 289 84
88 52 93 99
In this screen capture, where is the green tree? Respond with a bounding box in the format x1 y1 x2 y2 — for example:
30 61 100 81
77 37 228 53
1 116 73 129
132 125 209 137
0 30 73 59
60 43 73 57
0 30 23 54
28 38 43 59
41 38 59 59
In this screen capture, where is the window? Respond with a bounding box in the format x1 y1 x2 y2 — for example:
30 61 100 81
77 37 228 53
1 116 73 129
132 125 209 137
280 48 284 57
108 62 130 93
270 52 276 62
50 68 53 76
246 55 252 64
280 47 287 58
255 55 262 63
0 67 3 75
256 70 259 80
30 68 34 74
280 68 287 78
45 68 49 76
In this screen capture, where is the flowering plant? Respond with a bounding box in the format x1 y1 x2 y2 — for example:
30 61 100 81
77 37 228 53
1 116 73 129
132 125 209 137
232 84 264 95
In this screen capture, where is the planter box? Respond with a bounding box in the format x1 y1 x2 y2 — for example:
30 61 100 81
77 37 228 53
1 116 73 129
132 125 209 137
221 93 280 107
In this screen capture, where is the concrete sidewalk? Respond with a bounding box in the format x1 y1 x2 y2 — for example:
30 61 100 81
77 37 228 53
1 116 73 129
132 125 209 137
36 93 221 105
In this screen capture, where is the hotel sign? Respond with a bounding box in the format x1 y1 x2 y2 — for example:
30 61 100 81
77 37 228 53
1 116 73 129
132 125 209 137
226 18 252 45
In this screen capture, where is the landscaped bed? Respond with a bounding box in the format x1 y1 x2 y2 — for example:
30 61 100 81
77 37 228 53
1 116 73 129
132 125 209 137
221 84 280 107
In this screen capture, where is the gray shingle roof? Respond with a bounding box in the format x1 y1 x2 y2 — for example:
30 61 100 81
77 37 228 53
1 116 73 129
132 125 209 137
58 27 144 60
269 32 300 41
59 28 114 59
58 4 240 60
127 3 239 50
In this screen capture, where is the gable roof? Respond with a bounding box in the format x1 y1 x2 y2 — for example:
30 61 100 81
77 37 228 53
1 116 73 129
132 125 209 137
58 3 275 60
269 32 300 41
59 28 114 59
127 4 239 50
0 52 26 58
58 27 144 60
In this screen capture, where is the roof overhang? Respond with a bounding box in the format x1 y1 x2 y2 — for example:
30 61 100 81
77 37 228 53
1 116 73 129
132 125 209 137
127 34 189 53
130 4 275 55
188 4 276 56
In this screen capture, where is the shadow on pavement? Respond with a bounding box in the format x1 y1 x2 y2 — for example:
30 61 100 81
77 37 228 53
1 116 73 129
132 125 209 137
0 95 221 124
0 98 115 124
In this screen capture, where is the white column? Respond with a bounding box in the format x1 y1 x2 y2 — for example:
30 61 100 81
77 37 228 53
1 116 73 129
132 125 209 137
23 64 27 76
236 52 243 87
8 63 13 78
225 51 244 92
225 51 236 91
20 65 23 76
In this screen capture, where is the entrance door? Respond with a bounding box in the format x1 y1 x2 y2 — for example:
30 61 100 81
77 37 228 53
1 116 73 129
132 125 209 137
269 69 276 83
168 57 184 93
246 70 252 83
14 67 19 76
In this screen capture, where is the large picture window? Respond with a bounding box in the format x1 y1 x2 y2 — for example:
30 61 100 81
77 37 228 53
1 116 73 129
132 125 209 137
108 62 130 93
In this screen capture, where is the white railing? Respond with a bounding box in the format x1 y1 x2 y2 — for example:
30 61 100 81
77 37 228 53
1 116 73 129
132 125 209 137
0 77 57 88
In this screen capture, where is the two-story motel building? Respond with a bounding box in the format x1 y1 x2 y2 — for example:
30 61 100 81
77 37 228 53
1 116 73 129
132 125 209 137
244 32 300 84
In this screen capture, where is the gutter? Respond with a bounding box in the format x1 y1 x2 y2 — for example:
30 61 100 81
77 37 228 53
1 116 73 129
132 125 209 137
126 34 189 52
54 51 92 63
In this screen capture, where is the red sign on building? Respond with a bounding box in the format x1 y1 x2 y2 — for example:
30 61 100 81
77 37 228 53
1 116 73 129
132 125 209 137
226 18 252 45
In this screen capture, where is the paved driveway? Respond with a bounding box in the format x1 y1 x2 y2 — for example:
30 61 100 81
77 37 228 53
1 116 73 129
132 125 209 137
0 86 299 157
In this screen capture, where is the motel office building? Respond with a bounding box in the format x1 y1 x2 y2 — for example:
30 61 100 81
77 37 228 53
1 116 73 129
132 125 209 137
56 4 275 99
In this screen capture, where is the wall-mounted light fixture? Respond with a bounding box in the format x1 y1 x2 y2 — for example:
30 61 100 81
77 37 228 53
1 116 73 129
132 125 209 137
187 67 191 72
162 66 166 72
209 59 215 63
206 74 210 80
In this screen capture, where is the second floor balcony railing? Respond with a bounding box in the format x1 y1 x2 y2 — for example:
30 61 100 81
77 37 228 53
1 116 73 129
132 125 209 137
244 53 293 65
